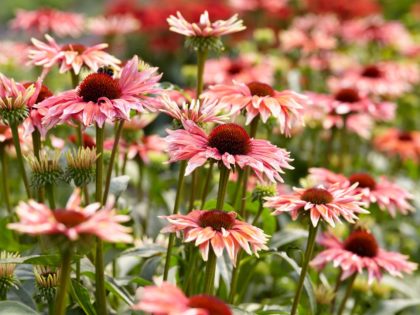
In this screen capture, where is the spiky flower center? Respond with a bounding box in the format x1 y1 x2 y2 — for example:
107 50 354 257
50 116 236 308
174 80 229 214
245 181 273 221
344 230 379 258
247 81 275 97
23 83 52 104
188 295 232 315
348 173 376 190
198 210 235 231
398 131 413 141
361 65 382 78
228 62 244 75
334 88 360 103
61 43 86 54
208 123 251 155
53 210 88 228
78 73 121 103
301 188 333 205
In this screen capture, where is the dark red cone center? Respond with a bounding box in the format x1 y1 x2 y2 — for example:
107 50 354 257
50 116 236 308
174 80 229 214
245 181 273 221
334 88 360 103
361 65 382 78
199 210 235 231
301 188 333 205
53 209 88 228
344 230 379 258
247 81 275 97
188 295 232 315
208 123 251 155
61 43 86 54
348 173 376 189
78 73 122 103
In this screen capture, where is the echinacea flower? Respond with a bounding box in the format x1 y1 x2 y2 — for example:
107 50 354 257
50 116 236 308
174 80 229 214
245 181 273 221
36 56 162 128
310 230 417 284
229 0 288 12
0 251 20 299
203 81 307 136
373 128 420 162
166 121 293 182
0 74 35 126
87 14 140 36
133 282 232 315
28 34 120 75
8 188 132 243
161 209 268 265
160 95 231 124
0 41 29 66
264 184 368 227
10 8 84 38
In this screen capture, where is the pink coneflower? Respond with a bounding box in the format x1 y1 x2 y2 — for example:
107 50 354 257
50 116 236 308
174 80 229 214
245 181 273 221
160 95 231 124
308 168 414 217
167 11 245 37
161 209 268 265
69 133 96 148
264 184 368 227
87 14 140 36
203 81 307 136
10 8 84 38
166 121 293 182
133 282 232 315
28 34 120 75
0 41 29 66
204 55 275 85
229 0 288 12
373 128 420 162
311 230 417 284
8 188 132 243
36 56 162 128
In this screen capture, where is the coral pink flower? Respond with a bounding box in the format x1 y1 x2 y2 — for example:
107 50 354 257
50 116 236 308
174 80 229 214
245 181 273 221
161 209 268 265
0 41 30 66
133 282 232 315
203 81 307 136
160 95 232 124
305 0 379 19
28 35 120 75
8 188 132 243
36 56 162 128
204 55 275 85
308 168 414 217
167 11 245 37
229 0 288 12
311 230 417 284
264 184 368 227
127 135 167 164
166 121 293 182
87 14 140 36
11 8 84 38
374 128 420 162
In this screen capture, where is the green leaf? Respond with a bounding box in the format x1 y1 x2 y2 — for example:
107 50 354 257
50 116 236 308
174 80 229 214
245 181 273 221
270 229 308 248
0 301 39 315
261 209 276 235
0 254 60 265
70 280 96 315
365 299 420 315
119 244 166 258
203 199 235 211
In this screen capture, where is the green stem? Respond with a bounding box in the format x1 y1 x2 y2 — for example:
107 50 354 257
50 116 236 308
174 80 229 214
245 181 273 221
70 71 79 88
216 166 230 210
336 274 357 315
137 159 144 203
290 223 319 315
228 251 243 304
231 169 244 206
252 199 264 225
54 246 73 315
0 146 11 214
163 161 187 281
330 269 343 314
45 183 56 210
94 124 107 315
31 130 44 202
200 161 214 208
203 250 217 295
10 123 31 198
76 122 83 147
83 185 90 205
196 49 208 98
103 120 124 205
76 259 80 282
189 170 198 211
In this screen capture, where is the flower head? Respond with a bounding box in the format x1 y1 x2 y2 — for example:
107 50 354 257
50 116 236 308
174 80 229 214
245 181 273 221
0 251 19 299
64 147 97 186
28 35 120 75
374 128 420 162
161 209 268 265
311 230 417 284
26 150 63 188
34 265 60 303
166 121 293 182
203 81 307 136
8 188 133 243
87 14 140 36
265 184 368 227
11 9 84 38
37 56 162 128
133 282 232 315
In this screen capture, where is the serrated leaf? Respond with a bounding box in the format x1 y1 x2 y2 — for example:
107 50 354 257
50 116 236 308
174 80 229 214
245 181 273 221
0 301 39 315
70 280 96 315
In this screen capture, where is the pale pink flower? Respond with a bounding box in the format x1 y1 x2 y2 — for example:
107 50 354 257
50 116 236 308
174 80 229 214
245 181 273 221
161 209 268 265
36 56 162 128
308 167 348 187
8 188 132 243
374 128 420 162
133 282 232 315
159 95 232 124
28 34 120 75
11 8 84 38
167 11 245 37
204 55 275 85
0 41 30 66
166 121 293 182
87 14 140 36
264 184 368 227
127 135 167 164
311 230 417 284
203 81 307 136
229 0 288 12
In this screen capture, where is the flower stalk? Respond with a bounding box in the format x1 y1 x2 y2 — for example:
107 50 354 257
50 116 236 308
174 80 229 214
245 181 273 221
10 123 31 198
336 273 357 315
0 145 11 214
54 246 73 315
